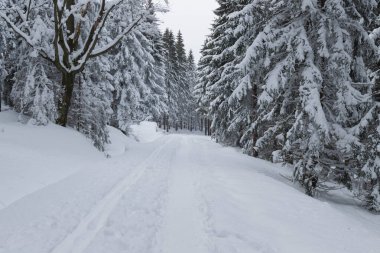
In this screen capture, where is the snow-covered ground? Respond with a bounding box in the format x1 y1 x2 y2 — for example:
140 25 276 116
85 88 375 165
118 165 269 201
1 109 380 253
0 110 103 208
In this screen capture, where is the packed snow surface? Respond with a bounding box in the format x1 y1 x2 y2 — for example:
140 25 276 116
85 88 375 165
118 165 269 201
1 110 380 253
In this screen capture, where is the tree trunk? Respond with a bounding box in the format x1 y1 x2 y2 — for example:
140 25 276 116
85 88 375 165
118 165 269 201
166 115 170 132
57 72 75 126
204 118 207 136
252 82 258 157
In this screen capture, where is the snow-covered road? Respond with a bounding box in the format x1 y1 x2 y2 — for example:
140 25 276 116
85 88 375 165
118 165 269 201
1 134 380 253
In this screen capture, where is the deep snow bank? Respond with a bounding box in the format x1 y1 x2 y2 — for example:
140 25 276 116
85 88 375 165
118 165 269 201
0 112 164 208
195 140 380 253
0 110 114 209
105 126 136 157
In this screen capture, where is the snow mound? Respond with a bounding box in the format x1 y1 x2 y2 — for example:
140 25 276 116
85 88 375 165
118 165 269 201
0 110 104 209
105 126 137 157
130 121 163 143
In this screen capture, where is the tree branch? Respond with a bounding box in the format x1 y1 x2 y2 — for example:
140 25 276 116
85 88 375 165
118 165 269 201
72 0 109 62
89 15 143 58
52 0 70 72
26 0 32 21
0 11 54 64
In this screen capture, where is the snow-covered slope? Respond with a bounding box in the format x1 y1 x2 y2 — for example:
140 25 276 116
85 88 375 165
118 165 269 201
105 126 135 157
0 110 104 208
0 110 379 253
0 110 153 208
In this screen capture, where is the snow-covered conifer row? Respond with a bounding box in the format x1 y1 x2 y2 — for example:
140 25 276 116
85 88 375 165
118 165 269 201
161 28 200 132
196 0 380 211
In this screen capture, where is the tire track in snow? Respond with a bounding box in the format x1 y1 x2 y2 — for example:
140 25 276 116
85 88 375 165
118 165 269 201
50 137 174 253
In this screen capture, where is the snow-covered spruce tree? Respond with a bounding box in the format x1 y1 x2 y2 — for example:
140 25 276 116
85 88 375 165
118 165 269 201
105 0 167 133
239 0 377 196
187 50 197 88
20 63 58 125
220 0 280 158
68 57 112 151
7 13 60 125
350 15 380 212
186 50 200 130
0 7 18 110
161 29 198 131
162 29 180 129
351 103 380 212
198 0 244 144
175 31 194 130
140 0 168 123
175 31 187 129
194 38 213 128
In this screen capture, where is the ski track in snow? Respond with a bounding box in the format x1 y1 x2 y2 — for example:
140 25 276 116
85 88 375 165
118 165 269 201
82 136 180 253
50 137 174 253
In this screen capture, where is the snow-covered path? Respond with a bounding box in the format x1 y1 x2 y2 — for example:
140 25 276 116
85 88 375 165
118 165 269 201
161 137 209 253
1 134 380 253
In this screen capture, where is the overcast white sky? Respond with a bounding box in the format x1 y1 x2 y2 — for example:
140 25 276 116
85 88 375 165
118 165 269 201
156 0 218 61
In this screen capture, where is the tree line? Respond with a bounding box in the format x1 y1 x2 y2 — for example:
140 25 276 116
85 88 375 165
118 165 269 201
195 0 380 212
0 0 199 150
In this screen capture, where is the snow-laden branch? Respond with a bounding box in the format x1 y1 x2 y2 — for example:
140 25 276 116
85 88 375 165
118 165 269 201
26 0 32 20
90 15 143 58
1 0 155 75
0 11 54 63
